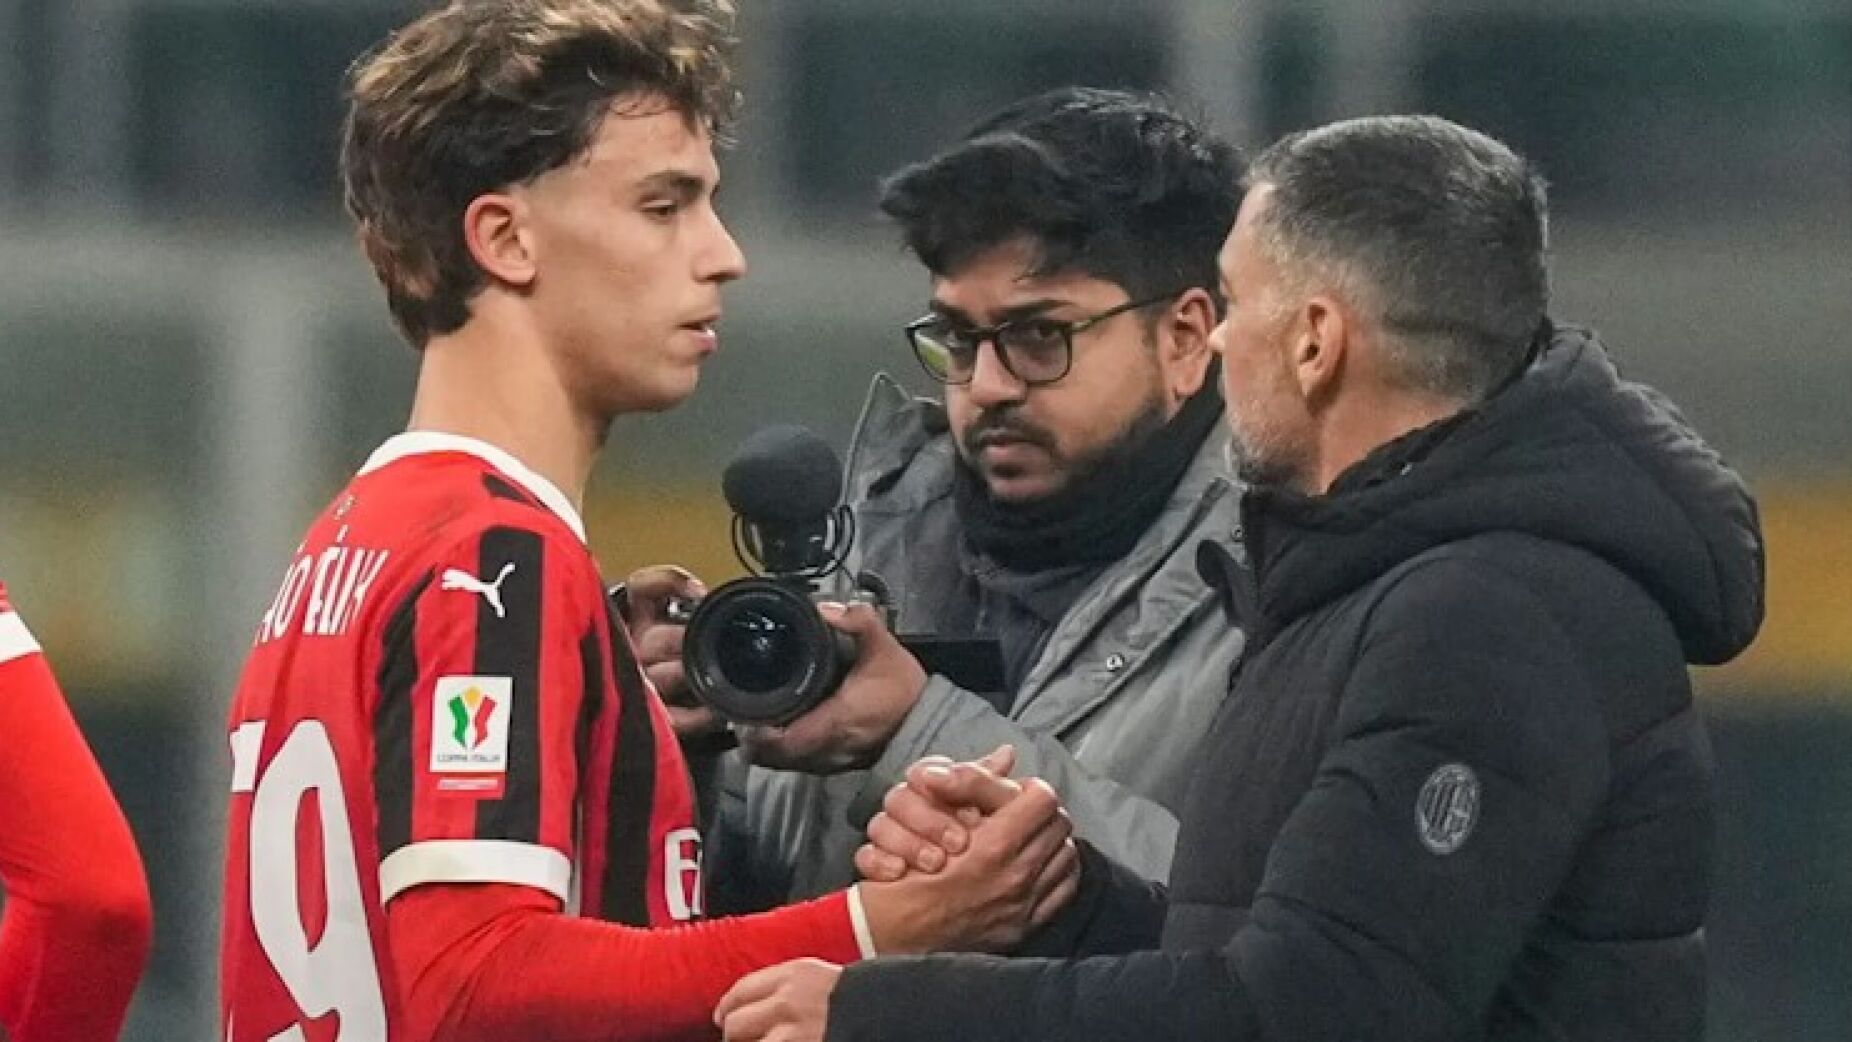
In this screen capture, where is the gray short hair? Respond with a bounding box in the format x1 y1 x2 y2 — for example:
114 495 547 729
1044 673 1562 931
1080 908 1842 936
1245 115 1549 402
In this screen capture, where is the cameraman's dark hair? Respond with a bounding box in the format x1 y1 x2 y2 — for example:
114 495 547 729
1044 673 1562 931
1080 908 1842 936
878 87 1242 312
1246 114 1549 402
342 0 739 346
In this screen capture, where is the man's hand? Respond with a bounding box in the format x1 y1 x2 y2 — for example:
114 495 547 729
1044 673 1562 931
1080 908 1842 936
736 602 928 774
714 958 841 1042
617 565 724 742
854 756 1080 954
855 746 1016 881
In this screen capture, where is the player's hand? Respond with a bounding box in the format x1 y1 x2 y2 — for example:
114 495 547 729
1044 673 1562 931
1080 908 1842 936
855 745 1015 882
856 765 1079 954
617 565 724 741
736 602 927 774
715 958 841 1042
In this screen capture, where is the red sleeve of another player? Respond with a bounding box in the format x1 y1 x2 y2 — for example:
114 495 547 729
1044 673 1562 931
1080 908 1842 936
0 595 154 1042
374 523 592 908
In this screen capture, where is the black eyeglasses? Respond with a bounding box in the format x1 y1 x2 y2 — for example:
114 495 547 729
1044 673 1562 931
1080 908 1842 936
904 291 1184 387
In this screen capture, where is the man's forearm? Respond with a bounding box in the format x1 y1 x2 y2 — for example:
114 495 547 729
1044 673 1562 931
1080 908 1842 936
827 948 1260 1042
1014 841 1166 959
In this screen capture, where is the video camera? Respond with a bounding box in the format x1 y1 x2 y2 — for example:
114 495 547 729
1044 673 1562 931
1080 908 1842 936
679 425 1001 726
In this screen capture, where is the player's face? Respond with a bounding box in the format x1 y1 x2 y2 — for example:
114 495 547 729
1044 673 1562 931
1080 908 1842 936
519 95 746 419
1211 184 1316 491
935 239 1173 505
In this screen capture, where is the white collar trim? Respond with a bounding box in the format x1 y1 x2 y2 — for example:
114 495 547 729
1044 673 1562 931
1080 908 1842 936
359 431 588 544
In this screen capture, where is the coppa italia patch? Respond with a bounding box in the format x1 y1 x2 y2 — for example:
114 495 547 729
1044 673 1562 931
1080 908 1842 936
430 675 512 794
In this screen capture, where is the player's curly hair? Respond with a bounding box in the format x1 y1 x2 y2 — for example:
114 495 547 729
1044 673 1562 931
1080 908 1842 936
342 0 739 346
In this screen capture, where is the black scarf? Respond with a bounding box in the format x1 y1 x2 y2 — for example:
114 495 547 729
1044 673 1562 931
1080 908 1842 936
953 377 1224 572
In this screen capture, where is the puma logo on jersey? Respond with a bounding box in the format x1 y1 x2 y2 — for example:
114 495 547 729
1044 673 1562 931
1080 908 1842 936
441 563 516 619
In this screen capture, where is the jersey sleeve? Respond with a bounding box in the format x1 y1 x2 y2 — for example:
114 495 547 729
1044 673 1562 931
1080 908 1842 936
0 584 154 1042
0 583 40 667
389 882 868 1042
372 523 599 907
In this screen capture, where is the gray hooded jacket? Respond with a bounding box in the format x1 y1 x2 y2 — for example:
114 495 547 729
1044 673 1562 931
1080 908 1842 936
708 375 1246 905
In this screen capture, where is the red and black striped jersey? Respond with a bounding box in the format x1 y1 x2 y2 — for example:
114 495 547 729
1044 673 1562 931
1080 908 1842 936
219 433 721 1041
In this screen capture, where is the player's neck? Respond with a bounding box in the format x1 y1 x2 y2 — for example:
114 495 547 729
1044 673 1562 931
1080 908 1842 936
406 316 600 512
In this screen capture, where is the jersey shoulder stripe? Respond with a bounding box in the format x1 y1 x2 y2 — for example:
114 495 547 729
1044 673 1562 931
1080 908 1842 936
600 615 661 925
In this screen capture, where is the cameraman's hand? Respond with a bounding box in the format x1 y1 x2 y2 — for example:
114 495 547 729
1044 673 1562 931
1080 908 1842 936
737 601 927 774
618 565 724 742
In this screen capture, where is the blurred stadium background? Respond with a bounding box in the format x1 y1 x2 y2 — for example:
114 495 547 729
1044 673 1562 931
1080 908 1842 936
0 0 1846 1037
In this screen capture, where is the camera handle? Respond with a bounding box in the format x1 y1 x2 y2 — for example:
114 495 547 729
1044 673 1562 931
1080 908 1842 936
845 570 896 629
840 569 1008 695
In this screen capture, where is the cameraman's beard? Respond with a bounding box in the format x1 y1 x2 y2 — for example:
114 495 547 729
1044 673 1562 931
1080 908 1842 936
958 409 1058 463
958 393 1169 507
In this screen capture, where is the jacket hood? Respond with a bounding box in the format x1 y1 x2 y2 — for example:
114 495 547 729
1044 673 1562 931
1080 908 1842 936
1245 325 1765 665
841 373 950 508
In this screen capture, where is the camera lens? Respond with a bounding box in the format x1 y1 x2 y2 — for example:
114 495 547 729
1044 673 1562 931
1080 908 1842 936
682 578 857 725
714 609 803 694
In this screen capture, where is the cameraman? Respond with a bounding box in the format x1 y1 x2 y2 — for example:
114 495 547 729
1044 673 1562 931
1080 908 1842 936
702 88 1248 908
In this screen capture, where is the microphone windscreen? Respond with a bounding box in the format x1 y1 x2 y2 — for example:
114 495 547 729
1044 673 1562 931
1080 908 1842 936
721 425 843 525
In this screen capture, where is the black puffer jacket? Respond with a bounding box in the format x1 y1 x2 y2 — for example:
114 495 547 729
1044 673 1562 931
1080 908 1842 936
827 326 1765 1042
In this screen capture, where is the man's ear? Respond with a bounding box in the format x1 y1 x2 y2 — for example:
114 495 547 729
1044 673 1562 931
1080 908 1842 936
1292 295 1350 404
462 192 537 289
1161 286 1220 399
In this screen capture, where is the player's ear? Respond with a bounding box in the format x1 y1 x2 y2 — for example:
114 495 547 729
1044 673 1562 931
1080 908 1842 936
462 192 537 289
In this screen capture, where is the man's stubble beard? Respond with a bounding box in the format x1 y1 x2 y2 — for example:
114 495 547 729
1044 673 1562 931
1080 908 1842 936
966 387 1171 506
1226 403 1309 492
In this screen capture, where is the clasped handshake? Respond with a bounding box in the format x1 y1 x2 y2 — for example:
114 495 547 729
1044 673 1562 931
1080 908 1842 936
622 566 1082 1041
716 744 1079 1042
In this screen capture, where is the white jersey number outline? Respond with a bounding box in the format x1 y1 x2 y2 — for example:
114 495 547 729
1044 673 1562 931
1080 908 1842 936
243 720 388 1042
